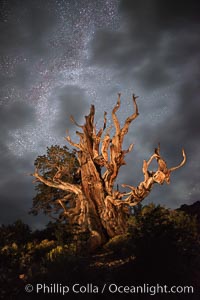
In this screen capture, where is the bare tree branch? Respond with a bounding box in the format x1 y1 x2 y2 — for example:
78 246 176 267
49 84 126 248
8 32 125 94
101 94 139 194
169 149 186 172
65 129 83 150
121 145 186 206
120 94 139 142
32 170 82 195
112 93 121 135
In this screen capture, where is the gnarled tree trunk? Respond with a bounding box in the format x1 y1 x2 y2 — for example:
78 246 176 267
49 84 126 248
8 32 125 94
33 94 186 250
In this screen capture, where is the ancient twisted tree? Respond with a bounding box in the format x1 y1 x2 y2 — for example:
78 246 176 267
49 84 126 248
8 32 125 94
32 94 186 249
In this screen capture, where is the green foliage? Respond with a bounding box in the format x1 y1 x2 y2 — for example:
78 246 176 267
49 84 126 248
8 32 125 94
47 245 65 261
31 145 80 218
34 145 79 181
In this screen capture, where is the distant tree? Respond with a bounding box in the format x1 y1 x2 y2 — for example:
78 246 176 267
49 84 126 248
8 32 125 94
0 220 31 246
32 94 186 249
128 204 200 279
178 200 200 232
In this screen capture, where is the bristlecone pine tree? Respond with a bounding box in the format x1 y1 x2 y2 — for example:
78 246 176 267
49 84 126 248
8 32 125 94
32 94 186 250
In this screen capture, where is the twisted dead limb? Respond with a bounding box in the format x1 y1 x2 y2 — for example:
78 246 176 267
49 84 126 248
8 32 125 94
121 146 186 206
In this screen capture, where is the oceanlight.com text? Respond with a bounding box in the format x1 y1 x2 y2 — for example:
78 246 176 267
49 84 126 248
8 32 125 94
25 282 194 296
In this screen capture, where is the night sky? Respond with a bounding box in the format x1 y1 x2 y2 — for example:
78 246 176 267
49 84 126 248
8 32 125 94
0 0 200 229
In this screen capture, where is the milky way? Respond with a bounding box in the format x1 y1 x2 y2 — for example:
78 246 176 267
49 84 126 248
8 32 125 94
0 0 200 227
1 0 120 156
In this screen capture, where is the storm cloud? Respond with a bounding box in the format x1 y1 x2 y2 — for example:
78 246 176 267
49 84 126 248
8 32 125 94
91 0 200 88
49 85 89 136
0 101 39 225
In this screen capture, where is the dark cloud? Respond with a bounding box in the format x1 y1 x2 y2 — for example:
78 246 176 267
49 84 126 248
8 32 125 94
120 0 200 28
0 102 36 133
0 145 34 224
0 0 56 57
90 0 200 89
0 151 49 228
0 100 37 226
50 85 89 136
